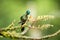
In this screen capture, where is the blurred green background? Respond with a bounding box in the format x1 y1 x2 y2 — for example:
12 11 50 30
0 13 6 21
0 0 60 40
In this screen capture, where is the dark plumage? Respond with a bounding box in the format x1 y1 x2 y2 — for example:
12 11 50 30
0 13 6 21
19 10 30 32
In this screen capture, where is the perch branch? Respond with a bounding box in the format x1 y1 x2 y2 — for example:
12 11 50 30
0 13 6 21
8 29 60 40
0 22 60 40
0 29 60 40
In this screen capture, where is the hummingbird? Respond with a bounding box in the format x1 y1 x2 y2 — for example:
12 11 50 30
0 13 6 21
19 10 30 32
